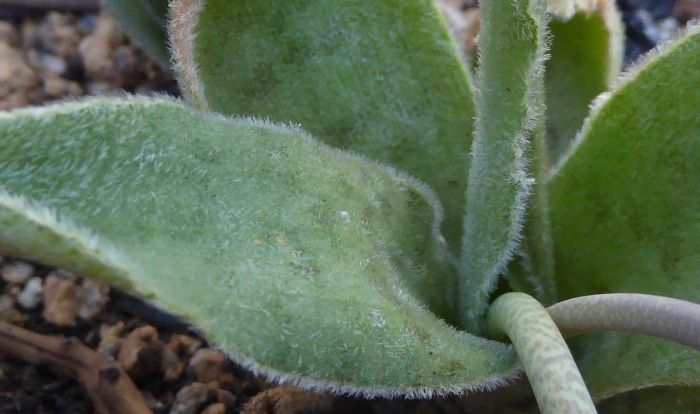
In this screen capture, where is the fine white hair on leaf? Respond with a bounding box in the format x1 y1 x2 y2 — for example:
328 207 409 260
0 182 516 398
547 20 700 181
1 95 509 397
206 337 521 399
0 94 451 269
460 0 550 328
201 106 453 265
168 0 209 110
0 189 143 292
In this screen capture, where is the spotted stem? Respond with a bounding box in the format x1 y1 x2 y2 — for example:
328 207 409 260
487 292 597 414
547 293 700 351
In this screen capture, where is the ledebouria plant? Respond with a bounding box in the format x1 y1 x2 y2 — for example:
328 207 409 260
1 0 699 412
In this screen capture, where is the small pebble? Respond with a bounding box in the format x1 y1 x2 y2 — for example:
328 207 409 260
78 12 117 81
160 333 202 382
0 295 24 325
189 349 226 384
215 389 237 409
77 279 109 320
37 12 80 59
201 402 226 414
43 74 83 98
241 387 332 414
439 0 480 59
169 382 210 414
142 391 168 413
17 277 43 309
20 20 38 48
1 262 34 285
42 274 79 327
169 334 203 356
674 0 700 22
85 80 111 95
0 42 38 105
0 10 171 110
98 321 125 358
40 54 67 75
161 346 186 382
118 325 163 377
0 22 18 45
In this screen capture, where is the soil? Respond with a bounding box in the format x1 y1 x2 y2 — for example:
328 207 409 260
0 1 696 413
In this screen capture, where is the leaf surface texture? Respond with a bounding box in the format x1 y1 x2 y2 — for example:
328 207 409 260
548 26 700 400
0 98 518 396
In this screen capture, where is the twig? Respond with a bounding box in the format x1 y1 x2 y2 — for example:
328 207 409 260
0 321 152 414
0 0 99 12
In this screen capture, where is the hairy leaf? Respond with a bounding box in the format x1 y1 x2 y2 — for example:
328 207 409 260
506 117 557 306
103 0 170 66
0 97 519 396
459 0 549 330
546 0 623 163
548 25 700 400
505 0 623 305
169 0 475 252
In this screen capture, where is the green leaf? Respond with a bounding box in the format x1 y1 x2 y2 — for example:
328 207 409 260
505 0 624 305
506 117 557 306
459 0 549 330
169 0 475 252
103 0 171 66
0 97 519 395
598 386 700 414
547 25 700 400
545 0 624 163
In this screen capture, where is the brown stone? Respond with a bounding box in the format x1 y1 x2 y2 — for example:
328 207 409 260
189 348 226 384
117 325 162 377
673 0 700 22
98 321 125 358
79 12 118 81
0 262 34 285
37 12 80 59
0 22 18 45
168 334 202 357
241 387 333 414
0 295 24 325
0 42 38 100
42 274 79 327
77 279 110 321
160 346 186 382
201 402 226 414
169 382 210 414
42 74 83 98
216 389 237 409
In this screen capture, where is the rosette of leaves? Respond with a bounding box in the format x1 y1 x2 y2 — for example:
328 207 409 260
1 0 700 412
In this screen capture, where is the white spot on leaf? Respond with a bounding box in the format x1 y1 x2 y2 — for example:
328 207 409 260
370 309 386 328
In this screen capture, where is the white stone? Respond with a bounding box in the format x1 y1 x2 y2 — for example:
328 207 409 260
17 277 43 309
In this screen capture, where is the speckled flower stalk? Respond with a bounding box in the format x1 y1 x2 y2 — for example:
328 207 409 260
488 292 700 414
487 293 597 414
548 293 700 351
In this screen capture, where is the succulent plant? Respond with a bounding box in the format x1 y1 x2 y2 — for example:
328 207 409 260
1 0 699 412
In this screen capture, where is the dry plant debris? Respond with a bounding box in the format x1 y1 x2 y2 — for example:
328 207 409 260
0 257 270 414
0 320 152 414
